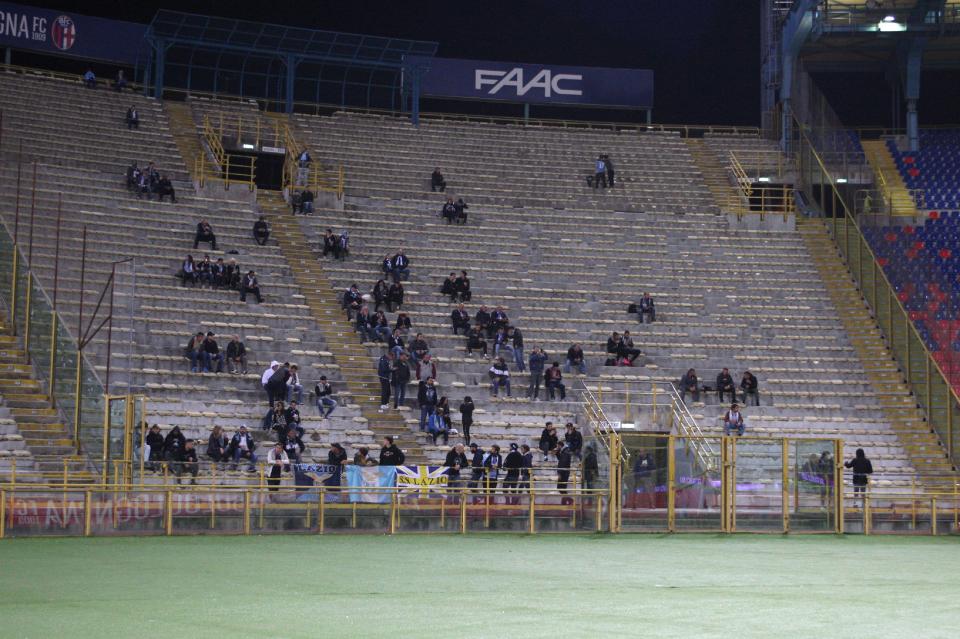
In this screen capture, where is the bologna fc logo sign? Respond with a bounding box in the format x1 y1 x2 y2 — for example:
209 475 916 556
51 15 76 51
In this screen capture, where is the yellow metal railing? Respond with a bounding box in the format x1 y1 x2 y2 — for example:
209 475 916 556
795 117 960 465
729 151 796 221
191 116 257 190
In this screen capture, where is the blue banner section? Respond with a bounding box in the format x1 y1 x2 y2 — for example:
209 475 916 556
405 55 653 108
293 463 340 488
346 466 396 504
0 3 147 64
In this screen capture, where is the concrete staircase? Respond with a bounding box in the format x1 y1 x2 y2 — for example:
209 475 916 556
163 101 205 175
862 140 918 216
685 138 740 212
257 191 422 460
798 218 955 487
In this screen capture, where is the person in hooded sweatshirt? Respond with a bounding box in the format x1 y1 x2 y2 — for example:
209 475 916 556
519 444 533 494
844 448 873 507
163 426 186 467
378 436 405 466
556 442 573 505
502 443 524 504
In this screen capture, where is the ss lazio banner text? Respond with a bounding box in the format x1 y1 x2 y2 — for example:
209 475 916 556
0 2 147 65
405 55 653 109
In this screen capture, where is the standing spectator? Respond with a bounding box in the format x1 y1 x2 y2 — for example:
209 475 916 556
716 368 737 404
503 443 523 504
454 270 471 301
145 424 164 471
377 352 394 411
458 396 475 445
723 403 745 436
228 426 257 472
510 327 525 372
539 422 558 462
267 443 289 491
483 445 503 493
740 371 760 406
391 250 410 282
564 423 583 458
556 442 573 505
379 436 405 465
545 362 566 401
416 354 437 383
845 449 873 507
633 451 657 508
225 335 248 375
454 198 469 225
593 155 607 189
489 357 511 397
519 444 533 493
202 331 224 374
638 292 656 323
583 443 600 491
417 377 439 433
444 444 468 491
300 189 314 214
431 167 446 192
315 376 337 418
174 439 199 485
240 270 263 303
451 304 471 335
468 443 485 492
126 106 139 129
604 154 615 188
565 344 587 374
680 368 700 404
207 426 230 466
193 219 217 250
253 216 270 246
266 362 291 406
225 259 242 290
528 347 547 400
392 353 411 409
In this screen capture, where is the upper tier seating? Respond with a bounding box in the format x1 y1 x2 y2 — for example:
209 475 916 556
888 130 960 210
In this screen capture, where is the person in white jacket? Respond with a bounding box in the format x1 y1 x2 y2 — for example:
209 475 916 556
266 443 289 491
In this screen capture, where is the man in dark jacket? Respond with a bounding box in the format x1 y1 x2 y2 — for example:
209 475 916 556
392 353 411 409
510 327 525 372
556 442 573 505
145 424 164 471
431 167 446 192
174 439 199 484
266 363 291 406
253 216 270 246
844 448 873 506
391 250 410 282
538 422 558 461
417 377 439 432
528 347 547 400
565 343 586 374
193 219 217 250
284 401 304 437
716 367 736 403
740 371 760 406
444 443 468 492
451 304 471 335
163 426 186 467
378 352 393 410
225 335 247 374
680 368 700 404
483 445 503 492
240 270 263 303
474 306 492 338
467 443 485 491
564 423 583 458
322 229 338 258
638 292 656 323
227 427 257 473
282 427 305 464
202 331 224 373
379 436 404 466
441 198 457 224
502 443 524 504
454 198 468 225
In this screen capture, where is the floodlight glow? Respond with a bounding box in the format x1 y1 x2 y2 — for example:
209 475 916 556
836 178 848 183
877 20 906 31
882 14 896 22
757 176 771 183
242 143 256 149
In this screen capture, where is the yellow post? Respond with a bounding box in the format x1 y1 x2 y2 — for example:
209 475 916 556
243 490 251 535
164 490 173 536
528 479 535 534
651 384 658 423
911 477 917 530
100 400 110 485
72 350 82 450
835 439 844 535
10 457 15 487
782 438 789 533
83 491 92 536
389 492 397 534
667 434 676 532
209 493 215 530
0 489 4 538
460 489 467 534
47 315 57 403
22 274 31 357
864 495 871 535
9 250 18 335
317 488 325 534
931 497 937 536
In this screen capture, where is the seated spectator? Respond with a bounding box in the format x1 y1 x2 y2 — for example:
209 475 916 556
179 255 198 287
679 368 700 403
354 447 377 466
387 281 404 312
491 306 509 335
253 216 270 246
716 367 736 403
451 303 471 335
156 175 176 203
372 278 389 312
431 167 446 192
196 255 213 287
315 375 337 418
163 426 186 468
638 292 656 323
441 197 457 224
394 312 412 333
145 424 164 471
441 272 458 300
267 401 288 436
564 423 583 458
135 170 150 199
225 259 242 290
300 189 314 214
174 439 199 485
388 330 407 358
228 426 257 471
284 401 304 437
740 371 760 406
207 426 230 465
455 270 471 302
606 332 623 364
381 253 394 280
126 106 139 129
322 229 339 258
373 310 392 342
416 354 438 382
183 331 205 373
391 250 410 282
409 333 429 362
474 305 492 338
565 343 587 374
489 357 511 397
466 326 488 357
336 231 349 260
194 219 217 250
113 70 128 92
493 327 513 361
355 306 376 342
723 403 745 436
211 258 226 287
620 330 641 365
286 365 303 404
266 443 289 491
545 362 566 401
226 335 247 374
240 270 263 303
202 331 225 373
125 161 140 190
342 284 362 320
454 198 469 225
83 68 97 89
282 427 305 464
593 155 607 189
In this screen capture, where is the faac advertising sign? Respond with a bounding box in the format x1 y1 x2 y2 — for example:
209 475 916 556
405 55 653 109
0 2 147 65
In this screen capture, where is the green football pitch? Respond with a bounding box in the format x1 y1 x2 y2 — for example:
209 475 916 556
0 534 958 638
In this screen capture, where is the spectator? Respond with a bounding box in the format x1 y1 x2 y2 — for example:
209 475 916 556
225 258 242 290
202 331 225 374
207 426 230 466
510 327 525 372
377 352 394 411
392 353 411 409
620 331 641 365
474 305 492 338
391 250 410 282
228 425 257 471
844 448 873 506
583 442 600 490
336 231 349 260
373 311 391 344
503 443 523 504
416 354 437 382
483 444 503 490
444 444 468 490
125 161 140 190
267 401 288 436
266 443 289 491
539 422 558 461
284 401 304 438
556 442 573 505
454 270 471 302
174 439 199 485
83 68 96 88
604 154 615 188
240 270 263 303
286 365 303 404
342 284 362 320
740 371 760 406
163 425 186 468
145 424 164 471
606 332 623 364
441 272 458 299
528 347 547 400
387 281 405 312
432 396 451 445
565 343 587 374
454 198 469 225
297 149 311 185
225 335 247 375
545 362 566 401
113 70 127 92
489 357 511 397
593 155 607 189
638 292 656 323
212 258 226 288
491 306 509 335
381 253 394 280
418 377 439 432
409 333 430 362
193 219 217 250
564 423 583 458
431 167 446 192
493 327 512 361
315 375 337 418
451 303 471 335
723 403 745 436
126 106 139 129
441 197 457 224
300 189 314 214
282 427 305 464
394 312 412 333
253 216 270 246
184 331 205 372
379 436 405 465
388 330 407 359
157 175 176 203
633 451 656 508
468 443 485 491
372 278 389 312
196 255 213 288
355 306 375 342
520 444 533 493
354 447 378 466
322 229 339 258
466 326 488 358
179 255 198 287
716 368 736 403
265 362 291 406
680 368 700 403
459 396 475 445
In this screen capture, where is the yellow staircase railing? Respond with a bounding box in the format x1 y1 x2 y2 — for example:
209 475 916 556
192 115 256 190
729 151 795 221
862 140 923 216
